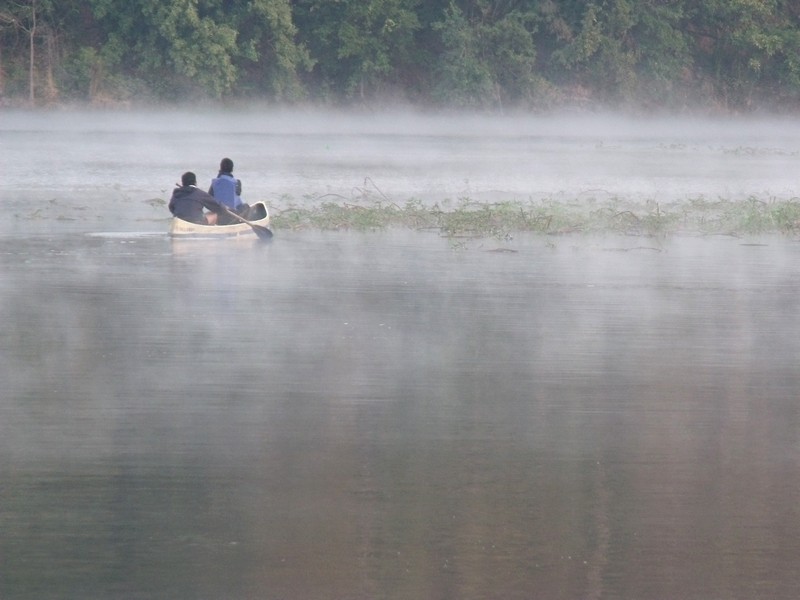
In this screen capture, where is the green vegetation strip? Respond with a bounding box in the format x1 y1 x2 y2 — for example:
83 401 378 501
270 197 800 237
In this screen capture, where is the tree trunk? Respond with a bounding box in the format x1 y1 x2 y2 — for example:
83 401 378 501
28 0 36 105
0 43 5 99
43 26 58 102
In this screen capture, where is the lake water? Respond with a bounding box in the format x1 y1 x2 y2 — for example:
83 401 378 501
2 110 800 599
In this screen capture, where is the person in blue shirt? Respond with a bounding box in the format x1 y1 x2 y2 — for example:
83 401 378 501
209 158 250 224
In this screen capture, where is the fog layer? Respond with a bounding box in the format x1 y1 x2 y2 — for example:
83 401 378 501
2 109 799 235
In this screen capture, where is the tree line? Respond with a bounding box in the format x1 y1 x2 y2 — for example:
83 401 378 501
1 0 799 112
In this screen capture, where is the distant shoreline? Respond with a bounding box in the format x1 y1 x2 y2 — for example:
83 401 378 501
3 97 800 118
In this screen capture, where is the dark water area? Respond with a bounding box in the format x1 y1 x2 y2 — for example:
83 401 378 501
2 111 800 599
3 231 800 599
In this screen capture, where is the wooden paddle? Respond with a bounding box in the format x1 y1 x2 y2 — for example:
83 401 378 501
221 205 273 240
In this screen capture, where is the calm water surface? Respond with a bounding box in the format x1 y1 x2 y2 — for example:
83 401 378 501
2 111 800 599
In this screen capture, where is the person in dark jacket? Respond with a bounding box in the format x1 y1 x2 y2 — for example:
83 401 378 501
169 171 222 225
209 157 250 224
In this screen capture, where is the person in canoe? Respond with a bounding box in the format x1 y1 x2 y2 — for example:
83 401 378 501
169 171 223 225
208 157 251 224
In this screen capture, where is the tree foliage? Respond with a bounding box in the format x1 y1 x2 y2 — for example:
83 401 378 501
432 2 539 109
293 0 420 100
0 0 798 110
235 0 313 101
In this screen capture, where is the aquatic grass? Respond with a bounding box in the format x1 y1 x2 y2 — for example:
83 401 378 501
268 195 800 238
685 196 800 235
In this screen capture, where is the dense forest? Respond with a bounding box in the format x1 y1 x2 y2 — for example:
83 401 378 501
1 0 799 112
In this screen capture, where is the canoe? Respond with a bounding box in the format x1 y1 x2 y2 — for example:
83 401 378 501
168 201 270 239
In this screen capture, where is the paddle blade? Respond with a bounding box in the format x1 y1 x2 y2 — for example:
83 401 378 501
253 225 274 241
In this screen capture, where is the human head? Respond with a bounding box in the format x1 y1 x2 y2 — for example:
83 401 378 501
181 171 197 187
220 158 234 173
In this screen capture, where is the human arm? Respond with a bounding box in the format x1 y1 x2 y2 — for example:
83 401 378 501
196 188 225 215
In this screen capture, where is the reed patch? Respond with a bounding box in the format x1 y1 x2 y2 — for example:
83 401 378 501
269 195 800 238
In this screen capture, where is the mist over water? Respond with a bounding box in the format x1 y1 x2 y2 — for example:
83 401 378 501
2 109 800 235
2 110 800 599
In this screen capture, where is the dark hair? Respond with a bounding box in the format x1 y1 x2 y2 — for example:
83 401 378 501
181 171 197 186
220 158 234 173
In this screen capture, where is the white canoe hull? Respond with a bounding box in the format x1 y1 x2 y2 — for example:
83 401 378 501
168 202 270 239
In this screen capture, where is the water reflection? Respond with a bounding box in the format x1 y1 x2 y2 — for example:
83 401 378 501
2 232 800 599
